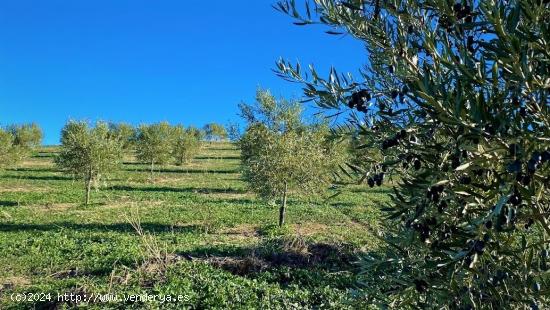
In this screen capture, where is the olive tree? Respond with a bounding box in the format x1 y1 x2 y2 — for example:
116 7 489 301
275 0 549 307
0 123 43 168
203 123 228 141
9 123 42 148
135 122 174 177
108 122 136 151
240 89 346 226
55 121 122 205
172 125 201 166
225 122 242 142
0 128 17 169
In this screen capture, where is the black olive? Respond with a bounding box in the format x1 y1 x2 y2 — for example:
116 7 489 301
531 151 542 163
453 3 462 13
375 174 383 186
474 240 485 254
451 156 461 169
485 221 493 229
460 175 472 185
464 256 472 267
520 107 527 117
414 279 428 293
467 36 474 53
391 90 398 99
367 178 375 188
414 160 422 170
507 160 522 173
527 159 539 173
509 193 522 206
525 218 534 230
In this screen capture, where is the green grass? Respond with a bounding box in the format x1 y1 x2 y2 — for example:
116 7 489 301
0 143 389 309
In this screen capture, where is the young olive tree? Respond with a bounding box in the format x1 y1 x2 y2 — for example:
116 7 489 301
108 122 136 151
225 122 242 142
0 128 18 169
4 123 43 163
55 121 122 205
240 89 346 226
172 125 201 166
135 122 174 177
203 123 228 141
275 0 549 307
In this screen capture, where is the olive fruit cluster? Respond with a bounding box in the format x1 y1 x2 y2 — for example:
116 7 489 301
401 153 422 170
367 173 384 188
427 185 445 203
439 2 474 31
509 149 549 186
381 129 407 150
412 217 437 243
347 89 370 113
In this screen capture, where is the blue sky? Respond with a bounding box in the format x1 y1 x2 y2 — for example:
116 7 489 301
0 0 365 144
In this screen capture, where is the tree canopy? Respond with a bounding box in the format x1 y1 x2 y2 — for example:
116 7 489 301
55 121 123 204
239 89 346 226
275 0 549 307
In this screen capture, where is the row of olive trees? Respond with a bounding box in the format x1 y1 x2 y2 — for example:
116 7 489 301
239 89 347 226
0 123 43 169
274 0 549 308
135 122 203 177
55 121 204 204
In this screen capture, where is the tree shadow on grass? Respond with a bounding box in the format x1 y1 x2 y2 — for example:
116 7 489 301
123 167 240 174
8 167 59 173
0 222 203 234
0 200 18 207
177 239 361 287
194 156 241 160
0 175 72 181
108 185 247 195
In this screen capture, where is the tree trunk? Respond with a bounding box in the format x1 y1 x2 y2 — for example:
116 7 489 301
279 182 288 227
85 171 92 205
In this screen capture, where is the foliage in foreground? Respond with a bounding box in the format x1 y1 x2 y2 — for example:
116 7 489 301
275 0 549 308
55 121 123 204
239 89 347 226
0 123 43 168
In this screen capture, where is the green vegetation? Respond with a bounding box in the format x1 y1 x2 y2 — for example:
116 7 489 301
0 123 43 169
276 0 549 307
239 89 347 227
135 122 175 177
55 121 123 205
172 125 202 166
203 123 228 141
0 142 386 309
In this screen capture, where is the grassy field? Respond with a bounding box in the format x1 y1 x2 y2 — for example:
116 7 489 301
0 142 389 309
